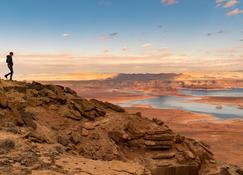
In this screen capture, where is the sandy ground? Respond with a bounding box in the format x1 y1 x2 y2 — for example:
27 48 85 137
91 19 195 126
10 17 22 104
126 107 243 168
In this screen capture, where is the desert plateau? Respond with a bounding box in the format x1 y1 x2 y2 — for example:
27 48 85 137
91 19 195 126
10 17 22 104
46 72 243 169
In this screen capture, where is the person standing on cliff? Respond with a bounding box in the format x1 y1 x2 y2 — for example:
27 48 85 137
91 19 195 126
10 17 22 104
4 52 14 80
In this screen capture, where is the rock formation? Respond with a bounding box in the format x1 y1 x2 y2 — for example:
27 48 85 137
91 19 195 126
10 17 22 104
0 79 242 175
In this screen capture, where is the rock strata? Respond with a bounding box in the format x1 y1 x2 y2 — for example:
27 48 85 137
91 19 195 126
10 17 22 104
0 79 241 175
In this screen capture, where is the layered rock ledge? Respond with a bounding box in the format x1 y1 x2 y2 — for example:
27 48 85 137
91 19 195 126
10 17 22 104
0 80 242 175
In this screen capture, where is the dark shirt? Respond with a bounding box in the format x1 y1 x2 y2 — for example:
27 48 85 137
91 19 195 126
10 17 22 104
6 55 13 66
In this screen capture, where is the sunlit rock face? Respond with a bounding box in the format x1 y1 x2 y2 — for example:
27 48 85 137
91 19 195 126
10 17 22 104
0 79 242 175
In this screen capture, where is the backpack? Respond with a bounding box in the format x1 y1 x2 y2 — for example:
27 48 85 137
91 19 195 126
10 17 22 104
6 56 10 64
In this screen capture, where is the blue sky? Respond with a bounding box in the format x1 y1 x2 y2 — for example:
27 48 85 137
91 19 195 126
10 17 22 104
0 0 242 79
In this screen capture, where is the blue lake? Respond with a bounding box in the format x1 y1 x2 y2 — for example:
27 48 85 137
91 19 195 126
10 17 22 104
119 89 243 119
179 88 243 97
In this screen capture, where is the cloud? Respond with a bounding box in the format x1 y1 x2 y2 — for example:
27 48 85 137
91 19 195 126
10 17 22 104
206 30 224 36
62 33 71 37
161 0 177 5
142 43 153 48
224 0 239 8
217 0 242 16
99 32 119 40
227 8 243 16
216 0 225 7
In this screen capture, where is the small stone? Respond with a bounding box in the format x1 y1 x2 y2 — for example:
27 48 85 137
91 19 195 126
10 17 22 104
184 151 195 160
83 123 95 130
81 128 89 137
209 159 217 164
21 111 37 130
175 134 185 143
152 118 164 126
49 104 59 111
3 122 19 134
69 132 81 144
0 139 15 151
58 135 69 146
175 144 185 152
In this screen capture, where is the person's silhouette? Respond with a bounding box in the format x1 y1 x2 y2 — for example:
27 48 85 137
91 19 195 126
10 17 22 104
4 52 14 80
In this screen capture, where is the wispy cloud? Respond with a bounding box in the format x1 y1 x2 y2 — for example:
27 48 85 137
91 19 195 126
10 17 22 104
142 43 153 48
62 33 71 37
216 0 243 16
227 8 243 16
99 32 119 40
160 0 177 5
206 30 224 36
224 0 239 8
216 0 225 7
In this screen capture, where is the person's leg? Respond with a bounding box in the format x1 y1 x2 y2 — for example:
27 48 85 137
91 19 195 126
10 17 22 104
4 73 9 79
5 65 13 80
9 65 13 80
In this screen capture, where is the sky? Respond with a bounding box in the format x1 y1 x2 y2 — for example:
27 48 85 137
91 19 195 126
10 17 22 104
0 0 243 80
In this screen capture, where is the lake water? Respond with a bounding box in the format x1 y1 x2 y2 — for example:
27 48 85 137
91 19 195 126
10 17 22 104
119 88 243 119
179 88 243 97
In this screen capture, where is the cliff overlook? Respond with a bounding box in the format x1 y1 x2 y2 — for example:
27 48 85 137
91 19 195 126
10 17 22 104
0 80 242 175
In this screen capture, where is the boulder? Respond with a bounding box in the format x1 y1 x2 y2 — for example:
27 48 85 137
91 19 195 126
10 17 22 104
23 132 47 143
64 87 77 96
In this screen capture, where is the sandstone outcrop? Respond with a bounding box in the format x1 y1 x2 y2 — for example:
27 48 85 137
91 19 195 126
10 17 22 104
0 79 242 175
